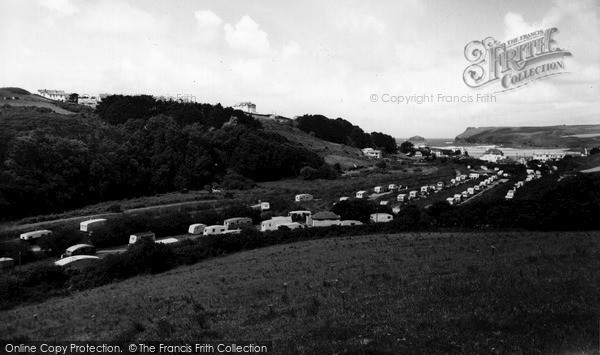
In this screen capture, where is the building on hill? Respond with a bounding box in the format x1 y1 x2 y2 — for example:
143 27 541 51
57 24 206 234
479 148 505 163
362 147 382 159
78 94 98 108
38 89 67 101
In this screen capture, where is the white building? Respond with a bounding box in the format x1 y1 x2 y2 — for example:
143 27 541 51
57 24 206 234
362 148 382 159
38 89 67 101
479 148 505 163
295 194 313 202
370 213 393 223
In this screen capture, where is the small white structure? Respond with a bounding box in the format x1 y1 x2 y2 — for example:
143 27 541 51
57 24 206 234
437 181 444 189
155 238 179 244
409 190 418 199
362 148 382 159
479 148 505 163
224 217 253 230
63 244 95 258
261 217 292 231
474 185 480 191
446 197 455 205
295 194 313 202
461 191 469 199
505 191 515 199
374 186 386 193
380 200 389 205
0 257 15 269
397 194 407 202
307 211 341 227
454 194 462 203
420 185 428 193
388 184 398 191
203 225 228 236
288 210 312 223
188 223 207 235
55 255 100 267
451 178 456 185
129 232 156 244
221 229 242 235
339 197 349 201
251 202 270 211
80 219 107 233
338 220 363 226
356 191 367 199
276 222 307 230
469 173 479 179
20 230 51 241
370 213 393 223
467 187 475 195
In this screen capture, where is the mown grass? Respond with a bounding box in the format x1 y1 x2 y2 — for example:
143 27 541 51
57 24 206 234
0 231 598 353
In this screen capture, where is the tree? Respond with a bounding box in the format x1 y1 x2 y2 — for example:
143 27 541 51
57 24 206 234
399 141 415 154
371 132 398 153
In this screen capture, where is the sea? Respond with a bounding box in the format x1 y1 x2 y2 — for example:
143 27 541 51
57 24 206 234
398 138 570 159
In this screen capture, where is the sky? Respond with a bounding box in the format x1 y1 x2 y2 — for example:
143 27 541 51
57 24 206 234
0 0 598 138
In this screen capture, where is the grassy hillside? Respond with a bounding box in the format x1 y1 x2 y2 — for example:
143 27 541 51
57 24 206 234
0 87 76 115
455 125 600 148
259 118 373 168
1 231 598 353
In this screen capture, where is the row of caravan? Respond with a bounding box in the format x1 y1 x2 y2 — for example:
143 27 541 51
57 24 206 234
188 217 255 236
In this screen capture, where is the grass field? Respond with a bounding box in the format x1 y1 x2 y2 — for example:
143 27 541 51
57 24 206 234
1 231 598 353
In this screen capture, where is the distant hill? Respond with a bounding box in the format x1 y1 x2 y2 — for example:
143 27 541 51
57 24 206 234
0 87 75 115
455 125 600 148
408 135 425 141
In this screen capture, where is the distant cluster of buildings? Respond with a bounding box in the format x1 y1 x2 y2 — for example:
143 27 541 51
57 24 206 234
38 89 110 108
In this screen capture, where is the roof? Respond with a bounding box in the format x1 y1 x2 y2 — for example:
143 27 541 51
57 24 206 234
189 223 207 227
224 217 252 222
312 211 340 220
155 238 179 244
66 244 94 252
20 229 51 237
55 255 99 267
81 219 106 225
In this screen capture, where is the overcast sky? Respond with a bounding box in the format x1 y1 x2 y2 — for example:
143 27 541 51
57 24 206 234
1 0 598 138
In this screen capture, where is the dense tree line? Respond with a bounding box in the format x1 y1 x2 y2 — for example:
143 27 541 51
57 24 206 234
295 114 397 152
0 104 323 218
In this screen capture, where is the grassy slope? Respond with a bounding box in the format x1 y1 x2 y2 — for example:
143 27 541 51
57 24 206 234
455 125 600 148
1 231 598 353
0 87 74 115
259 118 374 168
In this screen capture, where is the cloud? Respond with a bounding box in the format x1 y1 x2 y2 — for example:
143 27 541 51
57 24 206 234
224 16 271 55
334 14 386 34
231 59 263 82
194 10 223 43
39 0 76 17
75 0 163 35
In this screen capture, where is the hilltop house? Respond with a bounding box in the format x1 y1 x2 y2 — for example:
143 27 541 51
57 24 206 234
362 148 382 159
479 148 505 163
38 89 67 101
